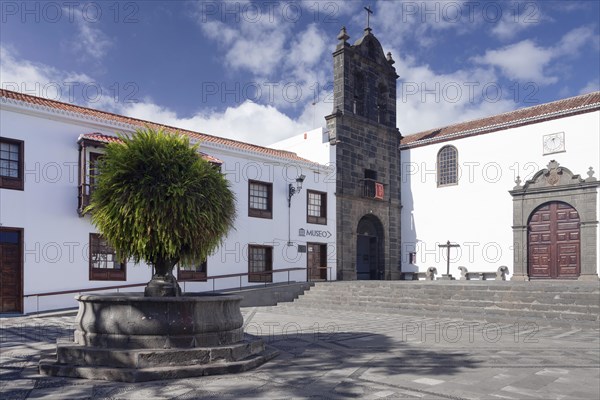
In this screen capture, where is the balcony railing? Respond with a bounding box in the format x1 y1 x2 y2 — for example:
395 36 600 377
362 179 384 200
22 267 329 314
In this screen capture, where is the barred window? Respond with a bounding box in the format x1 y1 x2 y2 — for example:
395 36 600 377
248 245 272 283
248 180 272 218
0 138 24 190
89 233 126 280
437 145 458 187
307 190 327 225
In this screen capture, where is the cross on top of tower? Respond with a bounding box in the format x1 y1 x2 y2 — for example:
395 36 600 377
364 5 373 31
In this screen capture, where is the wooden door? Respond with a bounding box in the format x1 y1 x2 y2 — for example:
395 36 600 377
528 202 580 279
307 243 327 281
356 236 371 280
0 228 23 313
369 236 380 279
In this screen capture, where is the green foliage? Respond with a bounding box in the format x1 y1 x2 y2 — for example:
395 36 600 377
86 128 236 269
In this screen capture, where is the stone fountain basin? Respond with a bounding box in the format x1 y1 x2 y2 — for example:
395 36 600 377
40 292 278 381
74 293 244 348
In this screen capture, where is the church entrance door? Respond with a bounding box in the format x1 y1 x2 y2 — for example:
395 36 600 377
528 202 580 279
356 215 384 280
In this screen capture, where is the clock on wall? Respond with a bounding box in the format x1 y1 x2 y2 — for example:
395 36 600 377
543 132 565 155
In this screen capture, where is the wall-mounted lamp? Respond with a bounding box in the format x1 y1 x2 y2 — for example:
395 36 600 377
288 174 306 207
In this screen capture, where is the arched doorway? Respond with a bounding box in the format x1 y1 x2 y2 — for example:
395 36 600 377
356 215 384 280
528 201 581 279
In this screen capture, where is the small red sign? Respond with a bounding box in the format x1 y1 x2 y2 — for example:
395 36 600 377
375 183 384 200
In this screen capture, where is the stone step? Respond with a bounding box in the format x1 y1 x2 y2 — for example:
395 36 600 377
306 285 600 296
298 287 600 299
300 288 600 303
278 302 600 328
55 340 265 368
278 303 600 329
300 292 600 303
294 292 600 310
285 282 600 329
291 297 599 317
39 346 279 383
307 282 600 294
290 302 599 320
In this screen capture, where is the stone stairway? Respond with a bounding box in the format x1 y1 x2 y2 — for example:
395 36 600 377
277 281 600 328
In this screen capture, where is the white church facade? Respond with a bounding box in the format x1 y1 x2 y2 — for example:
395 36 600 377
0 89 336 314
400 93 600 281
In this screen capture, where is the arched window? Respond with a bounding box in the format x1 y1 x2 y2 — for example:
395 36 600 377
437 145 458 186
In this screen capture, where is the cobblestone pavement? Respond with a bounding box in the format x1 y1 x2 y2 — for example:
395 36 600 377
1 306 598 399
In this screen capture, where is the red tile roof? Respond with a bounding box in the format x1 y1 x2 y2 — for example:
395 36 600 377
0 89 318 165
79 133 224 164
80 132 123 144
401 91 600 148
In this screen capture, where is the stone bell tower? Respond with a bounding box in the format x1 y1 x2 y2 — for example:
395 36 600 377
326 24 402 280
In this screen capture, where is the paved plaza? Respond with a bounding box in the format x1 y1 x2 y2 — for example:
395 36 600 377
1 305 599 399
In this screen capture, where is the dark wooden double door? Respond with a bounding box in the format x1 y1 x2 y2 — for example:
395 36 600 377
0 228 22 313
528 202 580 279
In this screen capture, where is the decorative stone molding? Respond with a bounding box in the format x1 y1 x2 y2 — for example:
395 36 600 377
509 161 600 281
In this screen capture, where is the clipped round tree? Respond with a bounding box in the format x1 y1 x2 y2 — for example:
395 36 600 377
87 127 236 297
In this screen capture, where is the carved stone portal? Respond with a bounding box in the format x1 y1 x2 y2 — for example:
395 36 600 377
509 161 599 281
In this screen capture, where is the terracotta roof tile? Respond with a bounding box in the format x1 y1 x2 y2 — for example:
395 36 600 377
79 132 123 144
401 91 600 148
79 133 224 164
0 89 319 165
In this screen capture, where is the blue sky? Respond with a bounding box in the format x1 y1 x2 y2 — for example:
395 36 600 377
1 1 599 145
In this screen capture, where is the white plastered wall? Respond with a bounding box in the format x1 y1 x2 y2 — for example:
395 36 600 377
0 103 336 313
401 111 600 278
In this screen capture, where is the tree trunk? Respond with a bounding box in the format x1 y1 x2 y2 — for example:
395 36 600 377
144 257 182 297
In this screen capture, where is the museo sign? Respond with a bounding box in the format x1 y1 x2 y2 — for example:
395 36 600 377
298 228 332 239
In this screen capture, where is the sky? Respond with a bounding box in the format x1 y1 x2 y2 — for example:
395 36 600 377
1 0 599 145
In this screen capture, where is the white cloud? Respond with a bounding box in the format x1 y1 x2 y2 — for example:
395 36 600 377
121 100 311 146
192 2 292 76
192 3 334 112
472 40 556 84
374 1 483 50
579 79 600 95
190 0 536 138
394 56 517 135
0 42 521 146
288 23 327 68
473 26 597 85
554 26 598 56
490 3 545 41
0 45 95 99
0 44 317 146
547 1 593 13
68 10 113 61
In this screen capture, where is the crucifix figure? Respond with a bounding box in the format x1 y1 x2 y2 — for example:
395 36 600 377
438 240 460 278
364 6 373 29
